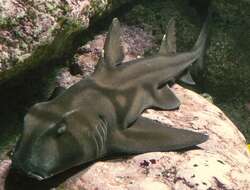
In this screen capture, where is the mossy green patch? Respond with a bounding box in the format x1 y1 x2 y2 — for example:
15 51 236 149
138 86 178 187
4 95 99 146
218 101 250 142
206 1 250 101
0 17 85 83
206 1 250 142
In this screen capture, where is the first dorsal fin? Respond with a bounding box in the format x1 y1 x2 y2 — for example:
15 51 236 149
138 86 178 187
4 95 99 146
104 18 124 67
159 18 176 55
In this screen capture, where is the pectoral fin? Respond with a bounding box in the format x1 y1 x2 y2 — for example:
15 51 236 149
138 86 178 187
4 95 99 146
152 86 180 110
110 117 208 154
104 18 124 67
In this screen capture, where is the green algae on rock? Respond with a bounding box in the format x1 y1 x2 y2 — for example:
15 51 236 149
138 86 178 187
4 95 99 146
0 0 132 83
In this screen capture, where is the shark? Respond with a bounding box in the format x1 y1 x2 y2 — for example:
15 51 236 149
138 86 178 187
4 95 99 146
12 16 209 180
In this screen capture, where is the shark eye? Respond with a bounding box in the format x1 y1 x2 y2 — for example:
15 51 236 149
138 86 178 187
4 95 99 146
57 124 67 135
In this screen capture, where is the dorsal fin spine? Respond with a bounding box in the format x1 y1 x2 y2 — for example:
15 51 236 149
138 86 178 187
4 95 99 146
159 18 176 55
103 18 124 68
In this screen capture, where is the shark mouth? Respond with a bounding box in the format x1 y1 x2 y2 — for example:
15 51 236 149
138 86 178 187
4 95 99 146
27 171 52 181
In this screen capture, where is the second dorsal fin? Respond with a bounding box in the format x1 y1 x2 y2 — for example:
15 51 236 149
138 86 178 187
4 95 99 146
179 70 196 85
103 18 124 68
159 18 176 55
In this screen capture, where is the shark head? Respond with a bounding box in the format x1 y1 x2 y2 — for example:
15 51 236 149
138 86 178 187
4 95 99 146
12 102 98 180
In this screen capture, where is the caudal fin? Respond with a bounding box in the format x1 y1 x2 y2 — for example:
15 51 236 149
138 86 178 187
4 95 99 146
191 11 210 82
158 16 208 86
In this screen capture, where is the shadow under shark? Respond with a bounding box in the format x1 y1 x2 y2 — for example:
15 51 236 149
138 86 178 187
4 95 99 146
11 16 209 180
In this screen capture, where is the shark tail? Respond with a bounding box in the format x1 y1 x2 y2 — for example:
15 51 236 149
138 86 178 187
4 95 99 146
159 12 210 85
191 12 210 81
192 17 209 53
159 17 196 85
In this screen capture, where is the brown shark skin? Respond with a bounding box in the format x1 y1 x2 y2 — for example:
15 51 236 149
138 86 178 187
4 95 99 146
11 17 208 180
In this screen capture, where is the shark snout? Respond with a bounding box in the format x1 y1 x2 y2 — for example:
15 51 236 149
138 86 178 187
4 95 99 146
12 156 50 180
26 170 49 181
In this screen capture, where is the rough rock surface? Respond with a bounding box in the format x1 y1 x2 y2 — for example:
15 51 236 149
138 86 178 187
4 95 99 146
0 160 11 190
56 85 250 190
0 0 131 82
56 24 154 88
1 86 249 190
54 27 250 190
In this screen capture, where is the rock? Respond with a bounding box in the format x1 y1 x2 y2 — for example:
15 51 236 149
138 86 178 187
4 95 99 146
0 160 11 190
54 31 250 189
200 93 213 103
1 9 250 189
2 88 249 189
0 0 132 83
0 22 250 190
56 85 250 190
1 87 249 190
56 24 155 87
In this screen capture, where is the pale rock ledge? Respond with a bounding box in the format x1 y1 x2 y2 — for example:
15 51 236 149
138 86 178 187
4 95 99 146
57 84 250 190
0 82 249 190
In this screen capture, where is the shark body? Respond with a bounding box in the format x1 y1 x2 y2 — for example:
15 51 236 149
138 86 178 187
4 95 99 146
12 17 208 180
